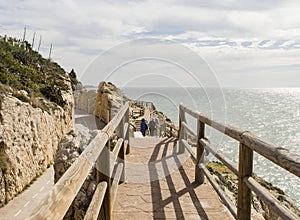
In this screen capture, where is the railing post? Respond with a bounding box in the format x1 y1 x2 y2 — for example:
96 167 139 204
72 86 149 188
97 140 112 220
125 107 130 154
237 143 253 220
178 105 187 153
195 120 205 183
116 111 126 183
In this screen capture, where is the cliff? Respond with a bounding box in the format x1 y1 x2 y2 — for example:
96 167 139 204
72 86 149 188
0 38 74 206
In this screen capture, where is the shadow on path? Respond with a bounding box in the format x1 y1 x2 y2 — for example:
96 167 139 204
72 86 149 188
149 138 209 219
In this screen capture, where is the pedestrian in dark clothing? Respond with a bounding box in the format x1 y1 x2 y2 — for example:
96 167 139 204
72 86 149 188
140 118 148 137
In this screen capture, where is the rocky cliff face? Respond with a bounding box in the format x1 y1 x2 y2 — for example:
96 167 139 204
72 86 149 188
74 89 97 114
94 82 126 124
0 88 73 206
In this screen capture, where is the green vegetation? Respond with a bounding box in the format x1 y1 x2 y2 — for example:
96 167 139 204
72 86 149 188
206 161 288 204
0 39 72 108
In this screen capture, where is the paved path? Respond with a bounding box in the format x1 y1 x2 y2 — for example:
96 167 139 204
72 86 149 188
0 166 54 220
113 137 234 220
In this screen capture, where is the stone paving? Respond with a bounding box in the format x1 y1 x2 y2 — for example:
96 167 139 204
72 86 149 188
113 137 234 220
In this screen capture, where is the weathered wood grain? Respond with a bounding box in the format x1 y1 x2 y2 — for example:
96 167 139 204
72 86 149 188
180 139 196 163
111 163 123 207
237 143 253 220
195 120 205 183
200 138 238 176
200 164 237 219
244 176 299 220
84 182 107 220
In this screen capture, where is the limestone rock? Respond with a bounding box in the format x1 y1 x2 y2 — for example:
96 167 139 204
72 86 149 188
74 89 97 114
94 82 126 124
0 169 5 205
0 86 73 206
54 124 97 220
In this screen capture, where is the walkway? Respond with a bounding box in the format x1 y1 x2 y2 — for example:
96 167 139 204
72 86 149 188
113 137 234 219
0 166 54 220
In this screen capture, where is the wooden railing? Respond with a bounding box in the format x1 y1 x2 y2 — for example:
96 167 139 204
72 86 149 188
29 103 130 220
132 100 156 111
178 104 300 220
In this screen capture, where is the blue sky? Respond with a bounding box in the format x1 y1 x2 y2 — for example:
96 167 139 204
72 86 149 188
0 0 300 87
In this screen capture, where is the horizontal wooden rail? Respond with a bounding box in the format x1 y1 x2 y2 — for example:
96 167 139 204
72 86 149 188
200 138 238 176
179 103 300 220
200 164 237 219
29 103 129 220
180 139 196 163
111 163 124 207
181 121 197 138
244 176 299 220
180 104 300 178
112 138 124 157
84 182 107 220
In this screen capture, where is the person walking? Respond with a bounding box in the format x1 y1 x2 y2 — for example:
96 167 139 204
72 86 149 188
140 118 148 137
149 119 156 136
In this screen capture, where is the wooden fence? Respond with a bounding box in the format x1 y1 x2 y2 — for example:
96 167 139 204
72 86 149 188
178 104 300 220
29 103 130 220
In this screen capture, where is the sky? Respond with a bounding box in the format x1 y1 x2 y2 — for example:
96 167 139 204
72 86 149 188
0 0 300 87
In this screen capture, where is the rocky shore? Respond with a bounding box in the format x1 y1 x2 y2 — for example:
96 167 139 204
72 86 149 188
206 161 300 219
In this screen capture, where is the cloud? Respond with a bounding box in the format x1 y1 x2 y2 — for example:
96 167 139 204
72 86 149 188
0 0 299 87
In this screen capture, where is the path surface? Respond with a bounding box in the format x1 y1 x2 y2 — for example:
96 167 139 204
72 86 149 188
113 137 234 220
0 166 54 220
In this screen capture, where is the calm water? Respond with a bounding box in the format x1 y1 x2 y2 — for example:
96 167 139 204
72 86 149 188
123 87 300 207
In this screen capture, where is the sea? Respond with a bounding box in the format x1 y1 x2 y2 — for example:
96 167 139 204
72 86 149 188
123 87 300 208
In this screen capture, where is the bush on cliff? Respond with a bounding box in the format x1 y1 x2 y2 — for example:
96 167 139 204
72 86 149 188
0 39 70 108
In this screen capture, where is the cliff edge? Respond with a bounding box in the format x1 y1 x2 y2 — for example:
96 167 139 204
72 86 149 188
0 38 74 206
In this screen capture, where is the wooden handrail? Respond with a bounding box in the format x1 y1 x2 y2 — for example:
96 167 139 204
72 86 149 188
84 182 107 220
29 103 130 220
178 103 300 220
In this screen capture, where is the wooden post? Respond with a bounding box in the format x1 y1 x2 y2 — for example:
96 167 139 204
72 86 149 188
125 107 130 154
48 43 52 60
178 106 187 153
22 27 27 50
195 120 205 183
37 35 42 52
237 143 253 220
116 115 125 183
32 32 36 49
97 140 111 220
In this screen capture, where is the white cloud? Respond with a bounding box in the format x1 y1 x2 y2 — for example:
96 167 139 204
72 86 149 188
0 0 299 87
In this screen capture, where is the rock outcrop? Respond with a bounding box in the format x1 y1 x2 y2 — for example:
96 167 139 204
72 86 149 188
0 86 73 206
54 124 97 220
74 89 97 114
94 82 126 124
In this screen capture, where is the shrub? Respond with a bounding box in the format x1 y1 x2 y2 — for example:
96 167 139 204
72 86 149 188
0 39 71 108
13 92 30 103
